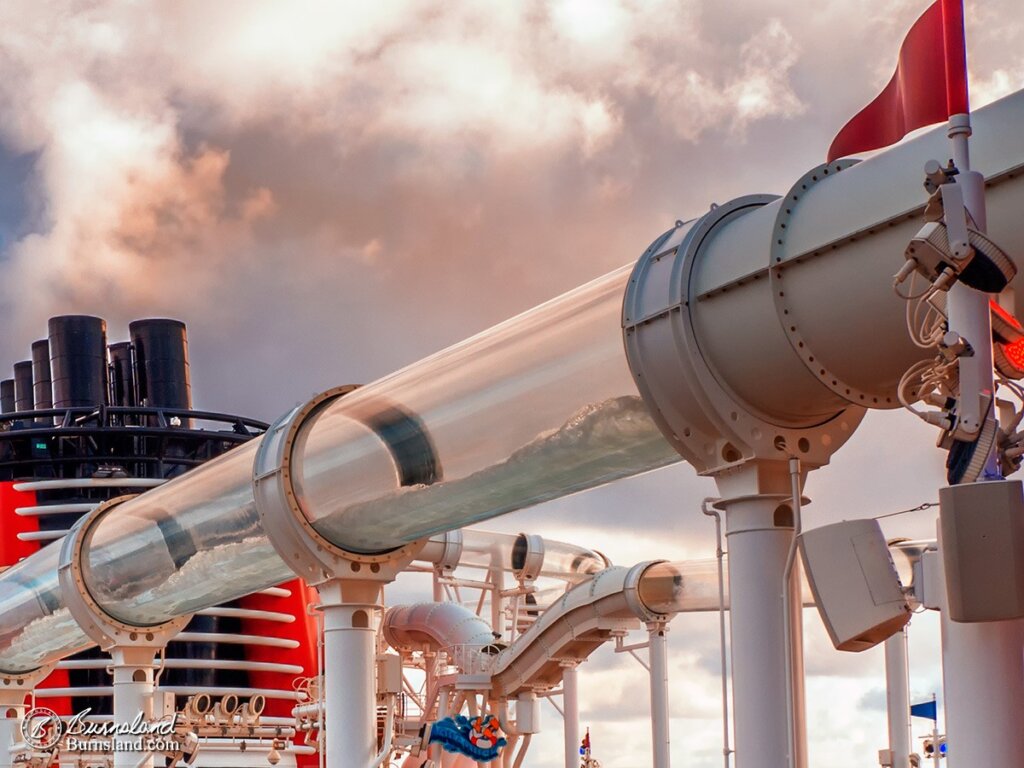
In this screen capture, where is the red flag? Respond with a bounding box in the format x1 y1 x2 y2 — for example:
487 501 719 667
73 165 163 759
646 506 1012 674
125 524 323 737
827 0 968 162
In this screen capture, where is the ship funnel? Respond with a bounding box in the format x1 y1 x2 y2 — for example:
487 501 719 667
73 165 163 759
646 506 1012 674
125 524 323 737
13 361 33 412
31 339 52 410
0 379 14 413
48 315 109 409
108 341 136 407
129 319 191 410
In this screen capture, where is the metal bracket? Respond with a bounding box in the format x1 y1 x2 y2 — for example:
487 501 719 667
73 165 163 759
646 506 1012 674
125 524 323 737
622 561 670 624
940 182 972 260
0 665 56 705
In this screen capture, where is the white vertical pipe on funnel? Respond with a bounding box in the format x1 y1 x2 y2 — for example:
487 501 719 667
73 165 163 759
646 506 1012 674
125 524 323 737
884 629 911 768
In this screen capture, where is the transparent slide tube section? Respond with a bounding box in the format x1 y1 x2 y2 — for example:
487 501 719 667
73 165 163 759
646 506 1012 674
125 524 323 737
637 559 817 614
419 530 609 583
292 266 680 553
82 441 295 627
0 264 678 669
0 542 92 673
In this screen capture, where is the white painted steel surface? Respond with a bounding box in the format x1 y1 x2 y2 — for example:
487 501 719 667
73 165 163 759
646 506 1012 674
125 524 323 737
930 544 1024 766
649 626 671 768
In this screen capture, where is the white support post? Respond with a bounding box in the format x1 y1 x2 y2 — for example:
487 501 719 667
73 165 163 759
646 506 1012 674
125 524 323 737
0 712 17 768
490 567 505 639
935 113 1024 767
883 629 911 768
0 669 55 768
648 622 671 768
561 664 580 768
110 646 159 768
931 539 1024 765
0 687 30 768
319 579 382 768
431 688 451 765
720 488 804 768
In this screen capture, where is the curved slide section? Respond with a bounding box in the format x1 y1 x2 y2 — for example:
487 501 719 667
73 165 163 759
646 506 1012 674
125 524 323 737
384 562 680 698
418 529 609 583
384 603 500 655
386 541 929 699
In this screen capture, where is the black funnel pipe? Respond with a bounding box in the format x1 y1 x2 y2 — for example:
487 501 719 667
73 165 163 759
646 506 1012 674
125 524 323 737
13 362 33 412
108 342 136 408
31 340 52 410
0 380 14 414
48 316 108 409
130 319 191 410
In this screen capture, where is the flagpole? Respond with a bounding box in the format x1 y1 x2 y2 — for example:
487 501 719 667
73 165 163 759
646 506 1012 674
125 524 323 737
938 75 1024 768
936 2 1024 759
930 695 939 768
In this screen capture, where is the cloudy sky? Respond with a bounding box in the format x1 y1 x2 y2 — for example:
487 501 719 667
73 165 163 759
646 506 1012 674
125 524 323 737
2 0 1023 766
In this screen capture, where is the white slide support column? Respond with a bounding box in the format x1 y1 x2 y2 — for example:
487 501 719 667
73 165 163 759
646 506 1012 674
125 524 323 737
110 646 158 768
649 622 671 768
561 664 580 768
319 580 381 768
884 629 911 768
720 489 803 768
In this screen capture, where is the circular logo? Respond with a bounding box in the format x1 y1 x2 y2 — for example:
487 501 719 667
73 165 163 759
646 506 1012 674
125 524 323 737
21 707 64 750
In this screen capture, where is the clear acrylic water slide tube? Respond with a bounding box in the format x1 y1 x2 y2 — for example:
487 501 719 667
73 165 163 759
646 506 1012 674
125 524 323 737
0 266 679 672
289 265 680 553
419 530 610 583
0 540 93 673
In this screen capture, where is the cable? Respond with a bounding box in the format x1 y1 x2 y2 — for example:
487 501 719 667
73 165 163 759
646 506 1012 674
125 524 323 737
893 267 936 301
897 359 942 417
906 285 945 349
873 502 939 520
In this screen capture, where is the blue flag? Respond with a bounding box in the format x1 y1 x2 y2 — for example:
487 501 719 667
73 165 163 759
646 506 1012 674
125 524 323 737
910 700 938 721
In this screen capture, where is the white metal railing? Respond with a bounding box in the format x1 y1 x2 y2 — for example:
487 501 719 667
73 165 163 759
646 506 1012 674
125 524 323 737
444 644 495 676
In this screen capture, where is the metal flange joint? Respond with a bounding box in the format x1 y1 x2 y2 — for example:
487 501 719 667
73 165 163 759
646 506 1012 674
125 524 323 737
252 386 424 586
57 496 191 650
